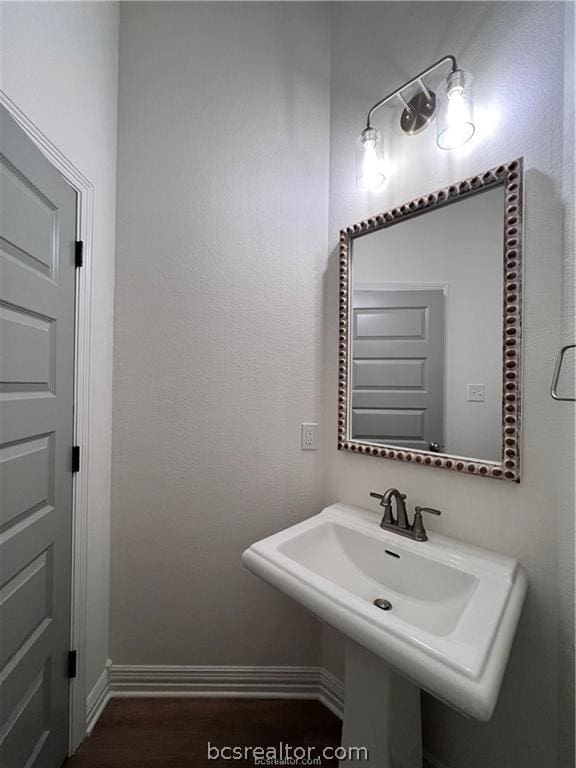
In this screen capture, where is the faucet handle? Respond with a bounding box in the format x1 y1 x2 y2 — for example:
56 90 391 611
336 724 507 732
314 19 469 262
414 506 442 516
412 506 442 542
371 490 406 502
370 491 395 525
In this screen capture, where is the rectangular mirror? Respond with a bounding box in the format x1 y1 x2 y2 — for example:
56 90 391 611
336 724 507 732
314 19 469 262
338 159 523 481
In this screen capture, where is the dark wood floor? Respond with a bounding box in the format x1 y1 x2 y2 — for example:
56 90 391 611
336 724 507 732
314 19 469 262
66 698 343 767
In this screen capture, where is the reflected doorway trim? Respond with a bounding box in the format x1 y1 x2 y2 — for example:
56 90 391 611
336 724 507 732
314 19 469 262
0 90 94 750
338 158 523 482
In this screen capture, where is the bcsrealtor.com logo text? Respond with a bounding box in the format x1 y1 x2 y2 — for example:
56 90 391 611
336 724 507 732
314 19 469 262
207 742 369 765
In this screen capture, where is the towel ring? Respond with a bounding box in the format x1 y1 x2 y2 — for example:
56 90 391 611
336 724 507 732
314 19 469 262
550 344 575 401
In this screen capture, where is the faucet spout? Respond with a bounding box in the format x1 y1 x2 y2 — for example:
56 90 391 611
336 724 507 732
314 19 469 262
382 488 409 530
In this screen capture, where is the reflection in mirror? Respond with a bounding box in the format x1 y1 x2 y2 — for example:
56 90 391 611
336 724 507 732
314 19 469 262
351 187 504 462
338 159 524 481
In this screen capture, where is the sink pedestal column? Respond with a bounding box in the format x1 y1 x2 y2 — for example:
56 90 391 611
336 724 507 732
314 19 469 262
340 640 422 768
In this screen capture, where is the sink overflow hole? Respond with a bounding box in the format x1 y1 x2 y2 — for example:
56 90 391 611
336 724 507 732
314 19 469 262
374 598 393 611
385 550 400 559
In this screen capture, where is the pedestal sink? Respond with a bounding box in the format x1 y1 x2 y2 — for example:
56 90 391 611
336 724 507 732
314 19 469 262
242 503 527 767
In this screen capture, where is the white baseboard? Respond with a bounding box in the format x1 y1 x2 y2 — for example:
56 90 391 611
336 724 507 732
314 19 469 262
88 664 451 768
86 663 342 734
86 659 112 734
318 668 344 719
109 664 344 714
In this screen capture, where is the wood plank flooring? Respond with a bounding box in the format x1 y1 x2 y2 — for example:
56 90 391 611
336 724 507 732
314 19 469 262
66 698 343 767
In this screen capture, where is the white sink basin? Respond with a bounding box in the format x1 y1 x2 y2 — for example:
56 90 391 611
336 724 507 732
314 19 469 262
242 502 527 721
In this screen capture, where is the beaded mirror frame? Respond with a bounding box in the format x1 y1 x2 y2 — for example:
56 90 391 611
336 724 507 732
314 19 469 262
338 158 524 482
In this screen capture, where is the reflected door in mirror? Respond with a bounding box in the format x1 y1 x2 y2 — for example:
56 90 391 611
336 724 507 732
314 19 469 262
352 288 445 450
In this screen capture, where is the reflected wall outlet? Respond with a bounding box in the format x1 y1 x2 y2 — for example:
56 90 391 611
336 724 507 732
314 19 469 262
467 384 485 402
301 422 319 450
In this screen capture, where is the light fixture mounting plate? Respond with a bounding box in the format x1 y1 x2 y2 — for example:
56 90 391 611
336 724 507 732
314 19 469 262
400 91 436 135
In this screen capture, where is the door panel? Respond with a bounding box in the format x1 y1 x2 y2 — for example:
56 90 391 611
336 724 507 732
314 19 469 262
0 106 76 768
351 289 445 450
0 157 57 279
351 408 426 441
0 435 53 528
0 304 55 393
355 307 426 338
352 359 426 389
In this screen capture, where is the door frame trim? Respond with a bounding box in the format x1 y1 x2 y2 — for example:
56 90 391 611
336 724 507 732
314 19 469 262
0 91 94 753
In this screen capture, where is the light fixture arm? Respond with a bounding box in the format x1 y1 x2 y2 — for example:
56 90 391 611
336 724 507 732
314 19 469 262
365 54 458 128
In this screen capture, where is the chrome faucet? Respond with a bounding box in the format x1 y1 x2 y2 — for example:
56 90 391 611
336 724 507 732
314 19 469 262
370 489 441 542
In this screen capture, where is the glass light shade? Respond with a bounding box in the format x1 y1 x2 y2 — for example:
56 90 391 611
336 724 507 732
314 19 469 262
356 127 385 190
436 69 475 150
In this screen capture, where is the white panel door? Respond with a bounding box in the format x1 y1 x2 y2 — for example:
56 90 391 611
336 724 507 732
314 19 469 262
0 105 76 768
351 289 445 450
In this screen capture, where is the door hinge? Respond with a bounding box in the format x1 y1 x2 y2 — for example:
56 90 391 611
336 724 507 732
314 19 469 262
68 650 78 679
72 446 80 473
75 240 84 268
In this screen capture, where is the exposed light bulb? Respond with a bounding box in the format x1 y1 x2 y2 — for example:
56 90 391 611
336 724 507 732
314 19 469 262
446 70 466 99
437 69 475 150
356 127 385 190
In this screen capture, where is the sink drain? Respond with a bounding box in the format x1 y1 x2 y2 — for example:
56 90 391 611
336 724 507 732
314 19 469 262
373 598 392 611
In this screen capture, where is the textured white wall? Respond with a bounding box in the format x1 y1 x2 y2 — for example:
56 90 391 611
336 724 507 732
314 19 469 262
110 3 572 765
0 2 119 693
111 2 330 666
324 4 574 768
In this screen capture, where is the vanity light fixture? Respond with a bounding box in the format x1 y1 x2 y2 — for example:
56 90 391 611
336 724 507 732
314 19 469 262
355 127 386 190
436 68 475 149
356 55 475 189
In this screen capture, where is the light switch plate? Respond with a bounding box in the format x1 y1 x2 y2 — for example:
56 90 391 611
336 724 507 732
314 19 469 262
301 422 319 450
467 384 485 402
